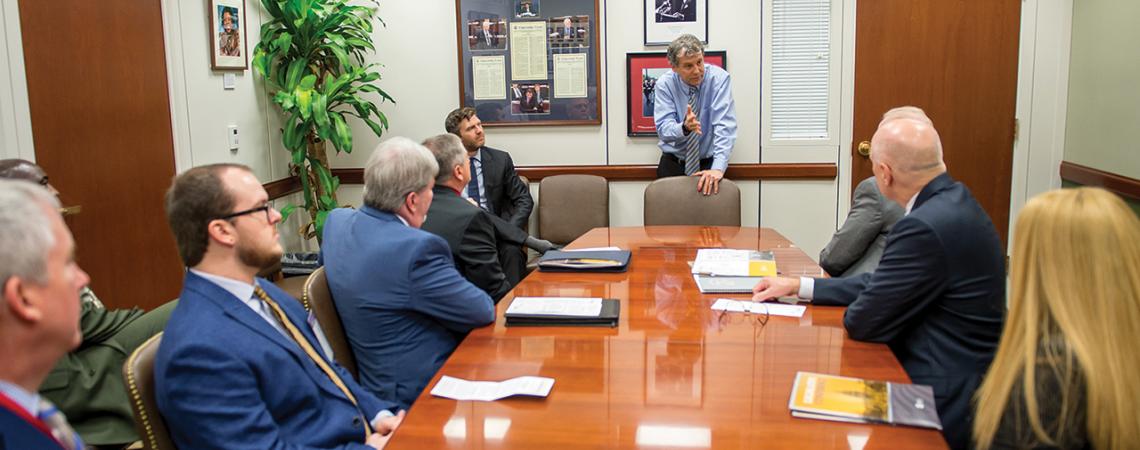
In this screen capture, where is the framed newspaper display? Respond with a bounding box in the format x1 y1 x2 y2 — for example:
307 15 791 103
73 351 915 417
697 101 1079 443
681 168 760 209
456 0 601 126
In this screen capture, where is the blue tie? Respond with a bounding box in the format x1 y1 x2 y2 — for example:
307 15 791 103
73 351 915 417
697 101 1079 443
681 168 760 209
467 157 482 208
37 398 83 450
684 85 701 176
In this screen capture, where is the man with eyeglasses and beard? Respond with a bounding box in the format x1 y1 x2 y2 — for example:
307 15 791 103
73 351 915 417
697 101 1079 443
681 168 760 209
156 163 404 449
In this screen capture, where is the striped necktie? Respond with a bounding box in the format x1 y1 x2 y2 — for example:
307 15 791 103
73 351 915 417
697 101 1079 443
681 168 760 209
683 85 701 176
37 398 82 450
467 157 484 209
254 286 373 439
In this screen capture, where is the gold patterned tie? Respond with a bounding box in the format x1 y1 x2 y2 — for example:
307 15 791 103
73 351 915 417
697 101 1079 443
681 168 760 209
254 286 373 438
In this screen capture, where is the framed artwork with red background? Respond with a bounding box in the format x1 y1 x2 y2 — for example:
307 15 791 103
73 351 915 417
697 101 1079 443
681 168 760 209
626 50 725 137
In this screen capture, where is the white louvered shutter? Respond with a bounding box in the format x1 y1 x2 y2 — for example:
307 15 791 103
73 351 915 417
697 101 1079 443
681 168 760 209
769 0 831 140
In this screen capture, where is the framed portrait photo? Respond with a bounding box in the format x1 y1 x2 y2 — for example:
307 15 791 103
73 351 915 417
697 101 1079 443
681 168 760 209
626 50 725 137
209 0 248 70
644 0 708 46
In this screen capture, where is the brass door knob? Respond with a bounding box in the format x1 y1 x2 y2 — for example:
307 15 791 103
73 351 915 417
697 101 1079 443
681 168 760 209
857 141 871 157
60 205 83 216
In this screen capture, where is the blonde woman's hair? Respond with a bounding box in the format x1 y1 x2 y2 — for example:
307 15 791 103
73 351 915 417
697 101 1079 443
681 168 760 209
973 187 1140 450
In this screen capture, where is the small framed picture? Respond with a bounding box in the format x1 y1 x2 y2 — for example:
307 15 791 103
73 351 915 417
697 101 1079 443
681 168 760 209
626 50 726 136
209 0 248 70
515 0 540 18
644 0 708 46
510 82 551 115
467 15 508 51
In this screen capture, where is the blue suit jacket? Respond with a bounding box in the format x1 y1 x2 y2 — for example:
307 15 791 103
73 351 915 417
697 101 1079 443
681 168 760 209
813 173 1006 450
321 207 495 409
0 398 66 450
155 271 394 450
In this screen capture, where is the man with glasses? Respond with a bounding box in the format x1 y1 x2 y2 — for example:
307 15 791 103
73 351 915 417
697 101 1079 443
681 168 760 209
320 137 495 410
0 159 175 447
157 163 404 449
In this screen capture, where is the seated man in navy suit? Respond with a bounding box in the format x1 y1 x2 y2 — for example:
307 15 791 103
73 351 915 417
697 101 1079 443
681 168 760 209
321 137 495 409
753 107 1006 450
156 163 404 449
0 180 89 450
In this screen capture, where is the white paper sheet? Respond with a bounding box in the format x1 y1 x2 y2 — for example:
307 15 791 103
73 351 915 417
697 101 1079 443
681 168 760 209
710 298 806 318
691 249 752 276
430 375 555 401
506 297 603 317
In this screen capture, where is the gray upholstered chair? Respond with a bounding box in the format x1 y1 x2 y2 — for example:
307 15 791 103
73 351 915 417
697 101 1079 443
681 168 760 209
538 174 609 245
301 267 359 379
643 176 741 226
123 333 176 450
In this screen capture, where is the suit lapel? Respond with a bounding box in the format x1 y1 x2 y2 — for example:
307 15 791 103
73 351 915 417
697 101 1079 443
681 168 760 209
479 147 499 211
183 272 348 401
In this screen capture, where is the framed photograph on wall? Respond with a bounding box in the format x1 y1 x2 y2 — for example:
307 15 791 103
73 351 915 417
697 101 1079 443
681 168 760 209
626 50 725 136
209 0 248 70
456 0 602 126
644 0 708 46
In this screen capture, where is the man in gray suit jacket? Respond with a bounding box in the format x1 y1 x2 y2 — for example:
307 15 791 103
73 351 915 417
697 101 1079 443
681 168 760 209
819 176 904 277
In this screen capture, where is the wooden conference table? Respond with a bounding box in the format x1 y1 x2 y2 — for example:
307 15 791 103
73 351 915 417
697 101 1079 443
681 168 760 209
389 226 948 449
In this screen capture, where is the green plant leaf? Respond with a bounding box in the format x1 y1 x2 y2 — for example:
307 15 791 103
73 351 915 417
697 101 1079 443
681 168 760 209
361 117 384 137
314 209 329 241
285 59 307 90
273 91 295 110
331 112 351 153
279 203 298 222
312 93 330 129
298 74 317 90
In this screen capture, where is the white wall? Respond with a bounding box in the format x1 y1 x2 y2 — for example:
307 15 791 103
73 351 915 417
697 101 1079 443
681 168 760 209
5 0 1003 261
156 0 842 256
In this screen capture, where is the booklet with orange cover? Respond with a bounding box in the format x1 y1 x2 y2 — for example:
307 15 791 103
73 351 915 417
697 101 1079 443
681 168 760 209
788 372 942 430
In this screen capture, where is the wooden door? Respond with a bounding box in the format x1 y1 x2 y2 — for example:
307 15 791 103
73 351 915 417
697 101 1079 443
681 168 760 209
852 0 1021 244
19 0 182 310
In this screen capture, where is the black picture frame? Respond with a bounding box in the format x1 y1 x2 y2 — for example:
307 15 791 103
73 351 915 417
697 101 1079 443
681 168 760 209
644 0 708 46
455 0 602 126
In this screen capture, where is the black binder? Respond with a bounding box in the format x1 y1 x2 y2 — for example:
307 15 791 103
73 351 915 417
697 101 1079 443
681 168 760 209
537 250 631 273
504 299 621 327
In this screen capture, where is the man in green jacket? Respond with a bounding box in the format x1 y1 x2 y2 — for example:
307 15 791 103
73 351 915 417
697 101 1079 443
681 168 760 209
0 159 176 447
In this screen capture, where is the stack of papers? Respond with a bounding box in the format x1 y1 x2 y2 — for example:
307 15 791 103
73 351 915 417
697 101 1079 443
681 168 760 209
691 249 777 277
710 298 806 317
504 297 620 327
691 249 777 294
431 375 555 401
788 372 942 430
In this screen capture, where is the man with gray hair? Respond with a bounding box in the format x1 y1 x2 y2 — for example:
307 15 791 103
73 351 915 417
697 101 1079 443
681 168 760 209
0 180 88 450
753 107 1005 449
419 134 516 302
321 137 494 409
0 158 175 447
654 33 738 196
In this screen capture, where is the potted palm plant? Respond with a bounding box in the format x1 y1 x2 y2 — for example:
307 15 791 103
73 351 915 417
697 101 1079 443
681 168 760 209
252 0 392 241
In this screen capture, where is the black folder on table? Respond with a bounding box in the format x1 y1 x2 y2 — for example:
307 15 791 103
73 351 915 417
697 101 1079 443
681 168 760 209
537 250 631 273
504 299 621 327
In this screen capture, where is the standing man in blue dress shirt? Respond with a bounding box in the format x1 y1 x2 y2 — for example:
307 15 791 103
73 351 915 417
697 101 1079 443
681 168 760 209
653 33 738 196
